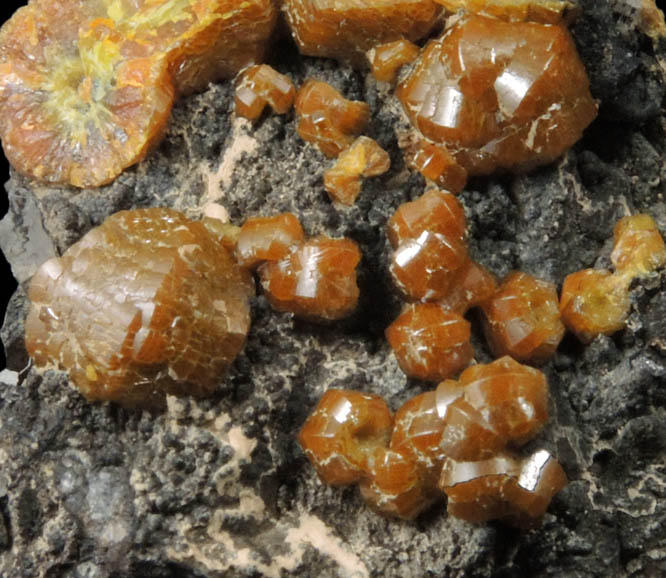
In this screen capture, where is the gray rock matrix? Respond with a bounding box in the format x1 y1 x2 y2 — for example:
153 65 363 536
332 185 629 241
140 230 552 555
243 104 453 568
1 1 666 576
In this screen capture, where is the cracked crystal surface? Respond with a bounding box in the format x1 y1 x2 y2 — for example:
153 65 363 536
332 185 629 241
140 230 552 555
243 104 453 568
25 208 254 407
283 0 441 66
482 271 565 363
234 64 296 121
0 0 276 186
397 15 597 183
258 236 361 321
235 213 305 269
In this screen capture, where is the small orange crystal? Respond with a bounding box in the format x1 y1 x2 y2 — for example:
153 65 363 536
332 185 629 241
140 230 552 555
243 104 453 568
283 0 441 66
235 213 305 269
439 260 497 314
439 450 567 527
258 236 361 321
367 39 421 83
458 356 548 445
294 80 370 158
402 139 469 193
25 208 254 407
482 272 565 363
611 214 666 278
234 64 296 121
559 269 631 343
298 389 393 485
324 136 391 205
386 303 473 381
359 448 436 519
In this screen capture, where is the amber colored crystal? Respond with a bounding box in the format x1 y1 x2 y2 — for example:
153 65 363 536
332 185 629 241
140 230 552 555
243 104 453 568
359 448 436 519
386 303 473 381
283 0 441 66
235 213 305 269
234 64 296 121
482 271 565 363
24 208 254 407
324 136 391 205
611 214 666 278
396 16 597 178
298 389 393 485
367 39 421 83
439 450 567 527
559 269 631 343
458 356 548 445
387 189 467 249
432 0 577 23
258 236 361 321
402 139 469 194
0 0 276 187
294 80 370 158
439 260 497 314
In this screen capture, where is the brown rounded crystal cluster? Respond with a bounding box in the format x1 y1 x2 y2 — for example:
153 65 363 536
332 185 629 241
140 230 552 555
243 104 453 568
395 15 598 190
385 190 497 380
229 212 362 322
25 208 254 407
299 357 567 525
560 214 666 342
0 0 276 187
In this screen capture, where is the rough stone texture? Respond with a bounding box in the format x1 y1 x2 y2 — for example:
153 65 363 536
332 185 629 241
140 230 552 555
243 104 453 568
1 1 666 576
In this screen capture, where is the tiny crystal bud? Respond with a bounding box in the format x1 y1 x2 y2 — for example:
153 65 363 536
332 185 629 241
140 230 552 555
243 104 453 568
367 38 421 83
611 214 666 278
234 64 296 120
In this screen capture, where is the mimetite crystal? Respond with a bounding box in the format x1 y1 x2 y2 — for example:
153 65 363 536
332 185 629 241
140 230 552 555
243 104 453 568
432 0 577 24
235 213 305 269
367 39 421 83
611 214 666 278
25 208 254 407
234 64 296 121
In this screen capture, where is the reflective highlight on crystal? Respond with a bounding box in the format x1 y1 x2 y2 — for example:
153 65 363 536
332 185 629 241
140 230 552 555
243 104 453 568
234 64 296 120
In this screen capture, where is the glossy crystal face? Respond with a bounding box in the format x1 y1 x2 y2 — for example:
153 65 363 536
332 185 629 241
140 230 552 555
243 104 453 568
235 213 305 269
234 64 296 121
397 15 597 177
25 208 255 407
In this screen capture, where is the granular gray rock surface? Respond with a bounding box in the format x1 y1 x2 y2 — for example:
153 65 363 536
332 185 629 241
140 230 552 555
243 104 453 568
1 1 666 576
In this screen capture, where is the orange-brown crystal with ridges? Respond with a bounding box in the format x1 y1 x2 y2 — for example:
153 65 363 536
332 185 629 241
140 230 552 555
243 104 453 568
387 189 467 249
294 80 370 158
298 389 393 485
234 64 296 121
458 356 548 445
386 303 473 381
439 450 567 527
611 214 666 278
482 271 565 363
283 0 441 66
235 213 305 269
402 140 469 193
258 236 361 321
0 0 276 187
559 269 631 343
439 260 497 314
368 39 421 83
432 0 577 24
359 448 436 519
324 136 391 205
397 16 597 177
24 208 254 407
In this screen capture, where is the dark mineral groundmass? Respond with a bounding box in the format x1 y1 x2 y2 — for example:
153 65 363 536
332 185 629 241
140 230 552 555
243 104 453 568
1 1 666 577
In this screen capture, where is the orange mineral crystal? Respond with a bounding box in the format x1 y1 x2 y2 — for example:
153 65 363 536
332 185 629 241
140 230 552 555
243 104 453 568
439 260 497 314
482 271 565 363
367 39 421 83
294 80 370 158
432 0 577 24
611 214 666 278
559 269 631 343
283 0 441 66
386 303 473 381
234 64 296 121
401 139 469 193
0 0 276 187
235 213 305 269
258 236 361 321
298 389 393 485
324 136 391 205
396 16 597 182
439 450 567 527
24 208 254 407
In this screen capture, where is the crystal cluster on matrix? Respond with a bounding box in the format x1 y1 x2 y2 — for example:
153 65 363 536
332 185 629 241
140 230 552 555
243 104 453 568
282 0 442 66
299 357 566 525
0 0 276 187
560 214 666 342
234 64 296 121
396 15 598 189
25 208 254 408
